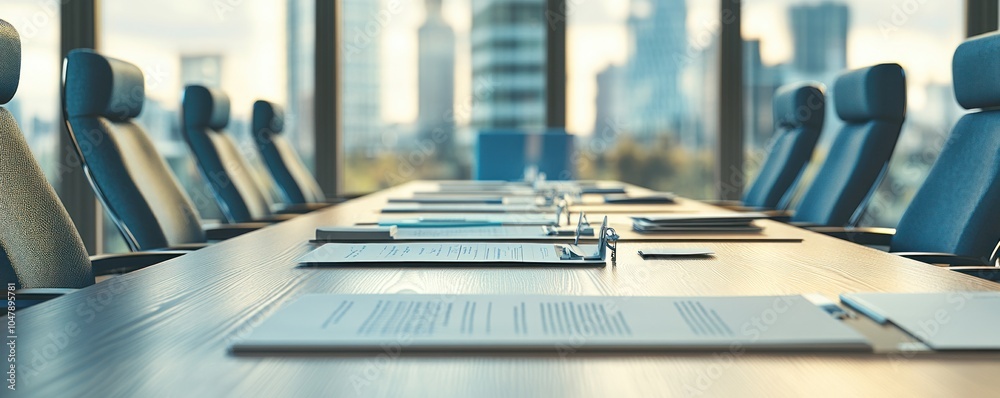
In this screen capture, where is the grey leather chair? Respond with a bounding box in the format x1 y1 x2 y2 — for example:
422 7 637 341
63 50 266 252
742 83 825 210
252 100 333 211
790 64 906 226
814 33 1000 280
182 86 297 223
1 20 182 306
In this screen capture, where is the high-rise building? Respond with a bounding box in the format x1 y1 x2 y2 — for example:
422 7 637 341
789 2 849 74
341 0 383 153
592 64 624 136
744 39 785 151
287 0 316 161
470 0 546 130
417 0 456 154
180 55 224 89
622 0 688 142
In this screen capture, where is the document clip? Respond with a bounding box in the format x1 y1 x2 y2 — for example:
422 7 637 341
558 215 618 263
544 211 594 236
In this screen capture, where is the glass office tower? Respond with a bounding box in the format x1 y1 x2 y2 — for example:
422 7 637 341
470 0 546 130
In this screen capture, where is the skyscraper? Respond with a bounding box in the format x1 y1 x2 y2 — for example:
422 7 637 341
789 2 849 74
417 0 456 154
341 0 383 153
470 0 546 130
623 0 688 142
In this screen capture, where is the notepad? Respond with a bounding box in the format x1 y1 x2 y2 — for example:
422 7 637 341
377 213 558 226
604 193 676 204
316 226 397 242
231 294 870 353
632 213 767 233
381 204 549 214
840 292 1000 350
298 242 606 266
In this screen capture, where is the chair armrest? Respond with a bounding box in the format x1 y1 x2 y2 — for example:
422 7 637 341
892 252 990 266
949 266 1000 282
13 288 77 301
255 213 299 223
271 202 333 214
807 226 896 246
89 251 189 275
203 222 271 241
156 243 210 251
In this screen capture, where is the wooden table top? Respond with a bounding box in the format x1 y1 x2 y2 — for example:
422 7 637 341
16 181 1000 397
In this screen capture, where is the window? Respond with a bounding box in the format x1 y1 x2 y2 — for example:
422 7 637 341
1 1 61 186
567 0 721 199
341 0 549 193
743 0 963 227
100 0 309 251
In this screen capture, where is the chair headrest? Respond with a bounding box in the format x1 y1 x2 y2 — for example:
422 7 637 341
953 32 1000 110
65 49 145 121
772 83 825 130
833 63 906 123
183 85 230 130
252 100 284 137
0 20 21 105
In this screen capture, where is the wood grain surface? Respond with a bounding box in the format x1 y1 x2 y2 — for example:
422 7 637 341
15 181 1000 397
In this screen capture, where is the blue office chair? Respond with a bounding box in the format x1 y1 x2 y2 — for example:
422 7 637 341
182 86 294 223
814 33 1000 279
742 83 825 210
790 64 906 226
252 100 332 210
1 20 182 304
475 129 529 181
538 129 576 181
63 50 265 252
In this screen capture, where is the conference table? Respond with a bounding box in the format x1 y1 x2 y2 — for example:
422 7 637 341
17 181 1000 397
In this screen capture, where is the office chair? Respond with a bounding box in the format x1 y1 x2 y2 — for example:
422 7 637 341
538 129 576 181
182 86 301 223
1 20 183 305
63 50 267 252
813 33 1000 280
789 64 907 226
742 83 825 210
475 129 529 181
252 100 334 211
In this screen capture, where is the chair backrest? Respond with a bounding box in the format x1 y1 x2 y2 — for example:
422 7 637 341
0 20 93 289
475 129 528 181
890 32 1000 258
64 50 207 251
252 100 326 204
742 83 825 209
538 129 576 181
791 64 906 226
182 86 272 222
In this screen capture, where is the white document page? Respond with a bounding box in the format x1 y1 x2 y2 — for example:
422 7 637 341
377 213 557 226
840 292 1000 350
298 243 604 266
232 294 870 353
391 226 564 241
381 204 549 213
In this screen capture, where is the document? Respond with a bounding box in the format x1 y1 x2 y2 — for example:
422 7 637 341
632 213 767 233
298 243 606 266
840 292 1000 350
231 294 870 353
381 203 549 213
392 226 568 240
377 213 558 226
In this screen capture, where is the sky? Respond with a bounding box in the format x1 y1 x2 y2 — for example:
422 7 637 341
0 0 968 137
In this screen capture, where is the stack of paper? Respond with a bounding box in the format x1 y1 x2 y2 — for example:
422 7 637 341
632 213 767 233
840 292 1000 350
231 294 870 353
